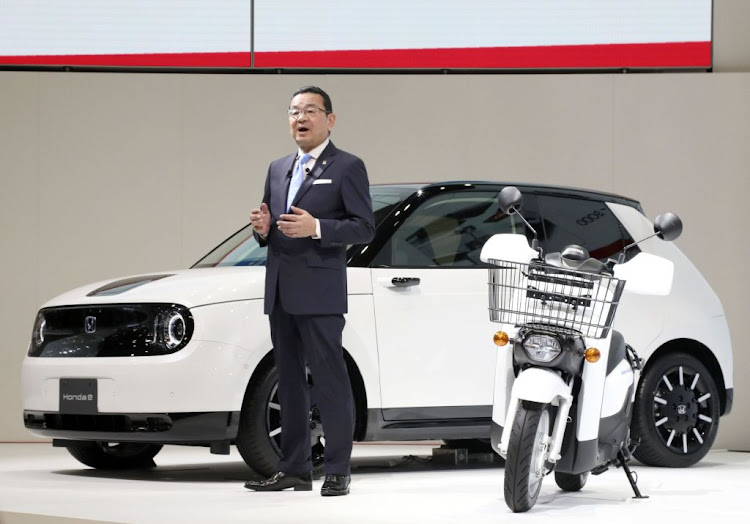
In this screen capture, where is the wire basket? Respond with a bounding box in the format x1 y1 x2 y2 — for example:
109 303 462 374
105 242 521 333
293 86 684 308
487 259 625 339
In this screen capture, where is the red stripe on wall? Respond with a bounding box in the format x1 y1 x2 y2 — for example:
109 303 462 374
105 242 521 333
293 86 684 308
0 42 710 69
255 41 711 69
0 52 250 67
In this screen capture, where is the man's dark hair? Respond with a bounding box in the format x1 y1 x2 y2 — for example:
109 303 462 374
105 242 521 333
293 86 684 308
291 86 333 113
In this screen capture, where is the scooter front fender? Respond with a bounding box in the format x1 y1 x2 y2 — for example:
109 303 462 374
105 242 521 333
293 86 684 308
497 367 573 460
510 367 571 403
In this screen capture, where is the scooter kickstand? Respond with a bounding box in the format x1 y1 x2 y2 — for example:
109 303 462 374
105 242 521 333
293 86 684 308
618 451 649 499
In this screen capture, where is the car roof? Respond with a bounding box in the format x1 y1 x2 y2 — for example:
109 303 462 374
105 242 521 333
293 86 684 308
371 181 642 210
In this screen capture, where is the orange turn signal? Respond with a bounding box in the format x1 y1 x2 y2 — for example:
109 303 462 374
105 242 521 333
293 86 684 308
493 331 509 347
584 347 601 363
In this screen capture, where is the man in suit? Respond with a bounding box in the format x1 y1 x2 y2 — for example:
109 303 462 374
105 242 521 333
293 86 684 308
244 86 375 496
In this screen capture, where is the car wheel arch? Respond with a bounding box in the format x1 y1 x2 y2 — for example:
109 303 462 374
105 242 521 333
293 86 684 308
240 347 368 438
642 338 728 415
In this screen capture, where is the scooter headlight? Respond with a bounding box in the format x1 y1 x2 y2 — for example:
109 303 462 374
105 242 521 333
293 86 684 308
523 335 562 363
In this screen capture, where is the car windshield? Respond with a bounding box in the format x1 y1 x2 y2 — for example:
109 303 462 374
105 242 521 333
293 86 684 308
191 185 419 268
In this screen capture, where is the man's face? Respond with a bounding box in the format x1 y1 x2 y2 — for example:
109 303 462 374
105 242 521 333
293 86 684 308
288 92 335 152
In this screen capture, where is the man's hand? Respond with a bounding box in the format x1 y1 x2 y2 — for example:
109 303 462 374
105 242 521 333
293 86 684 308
278 206 317 238
250 203 271 236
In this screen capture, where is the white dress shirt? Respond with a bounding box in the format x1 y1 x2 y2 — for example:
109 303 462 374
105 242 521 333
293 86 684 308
294 138 330 239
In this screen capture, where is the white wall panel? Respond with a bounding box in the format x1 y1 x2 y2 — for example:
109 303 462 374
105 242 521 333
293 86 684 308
1 72 748 451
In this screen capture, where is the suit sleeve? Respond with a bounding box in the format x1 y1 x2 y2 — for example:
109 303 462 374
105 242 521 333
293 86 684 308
318 156 375 247
253 163 275 247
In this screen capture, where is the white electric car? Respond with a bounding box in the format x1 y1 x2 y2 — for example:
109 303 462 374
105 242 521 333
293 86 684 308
22 182 733 474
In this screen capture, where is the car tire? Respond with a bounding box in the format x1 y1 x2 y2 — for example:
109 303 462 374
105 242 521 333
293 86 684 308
236 363 325 478
65 441 162 469
631 352 720 467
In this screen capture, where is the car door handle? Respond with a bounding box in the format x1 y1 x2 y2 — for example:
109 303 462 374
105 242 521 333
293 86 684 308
391 277 420 287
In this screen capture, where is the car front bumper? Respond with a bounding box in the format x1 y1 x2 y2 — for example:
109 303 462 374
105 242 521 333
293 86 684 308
23 410 240 443
22 339 255 414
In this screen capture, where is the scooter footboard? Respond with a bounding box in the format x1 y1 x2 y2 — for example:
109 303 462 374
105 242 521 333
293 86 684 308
554 405 600 475
556 360 636 474
496 368 573 461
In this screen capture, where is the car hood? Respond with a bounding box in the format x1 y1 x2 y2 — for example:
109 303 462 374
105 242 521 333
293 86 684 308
41 267 266 309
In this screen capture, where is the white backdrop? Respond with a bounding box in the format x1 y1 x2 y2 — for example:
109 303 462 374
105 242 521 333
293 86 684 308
1 71 748 451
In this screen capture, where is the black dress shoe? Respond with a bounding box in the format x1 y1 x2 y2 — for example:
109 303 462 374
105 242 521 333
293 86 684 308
244 471 313 492
320 474 350 496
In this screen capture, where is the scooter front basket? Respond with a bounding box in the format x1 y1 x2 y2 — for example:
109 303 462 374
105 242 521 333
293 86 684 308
487 259 625 339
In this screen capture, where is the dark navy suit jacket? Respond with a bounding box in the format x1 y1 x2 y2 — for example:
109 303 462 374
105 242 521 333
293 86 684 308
257 142 375 315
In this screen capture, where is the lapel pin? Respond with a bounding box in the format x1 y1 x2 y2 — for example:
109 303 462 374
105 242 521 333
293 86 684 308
322 160 327 165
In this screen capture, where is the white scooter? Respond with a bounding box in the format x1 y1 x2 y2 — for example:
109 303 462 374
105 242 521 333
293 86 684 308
480 186 682 513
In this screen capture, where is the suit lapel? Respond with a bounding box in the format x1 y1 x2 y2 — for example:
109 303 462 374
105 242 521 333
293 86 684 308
290 142 337 209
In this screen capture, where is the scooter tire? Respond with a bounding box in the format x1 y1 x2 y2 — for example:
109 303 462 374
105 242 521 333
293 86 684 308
504 401 552 513
554 471 589 492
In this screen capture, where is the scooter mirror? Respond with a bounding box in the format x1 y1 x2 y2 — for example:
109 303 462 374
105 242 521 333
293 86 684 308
498 186 523 215
654 212 683 242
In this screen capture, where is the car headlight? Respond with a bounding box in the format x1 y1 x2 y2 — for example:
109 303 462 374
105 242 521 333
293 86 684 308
30 311 46 348
522 334 562 363
152 306 193 353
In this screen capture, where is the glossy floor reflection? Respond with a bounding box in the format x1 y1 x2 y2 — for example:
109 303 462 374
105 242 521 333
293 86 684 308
0 443 748 524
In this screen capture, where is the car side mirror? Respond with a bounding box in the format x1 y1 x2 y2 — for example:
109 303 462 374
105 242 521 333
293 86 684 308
498 186 523 215
654 212 683 242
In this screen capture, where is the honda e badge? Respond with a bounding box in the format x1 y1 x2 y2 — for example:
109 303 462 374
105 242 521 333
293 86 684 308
84 316 97 333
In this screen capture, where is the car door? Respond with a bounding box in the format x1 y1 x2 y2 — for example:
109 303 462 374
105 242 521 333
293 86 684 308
370 189 537 418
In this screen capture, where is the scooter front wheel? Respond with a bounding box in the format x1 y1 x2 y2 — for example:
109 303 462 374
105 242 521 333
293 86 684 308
504 401 553 513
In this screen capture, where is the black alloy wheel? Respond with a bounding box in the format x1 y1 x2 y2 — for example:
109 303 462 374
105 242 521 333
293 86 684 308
631 352 720 467
265 381 326 477
236 364 325 478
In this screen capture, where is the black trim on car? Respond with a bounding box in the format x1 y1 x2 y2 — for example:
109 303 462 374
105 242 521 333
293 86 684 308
86 274 175 296
491 420 504 454
362 407 492 441
347 181 643 268
23 410 240 443
189 181 642 270
28 303 194 358
381 405 491 421
724 387 733 415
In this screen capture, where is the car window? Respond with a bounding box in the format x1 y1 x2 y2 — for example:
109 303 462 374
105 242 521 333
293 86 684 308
192 185 417 268
371 191 535 268
193 226 266 268
536 194 638 262
369 186 418 226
